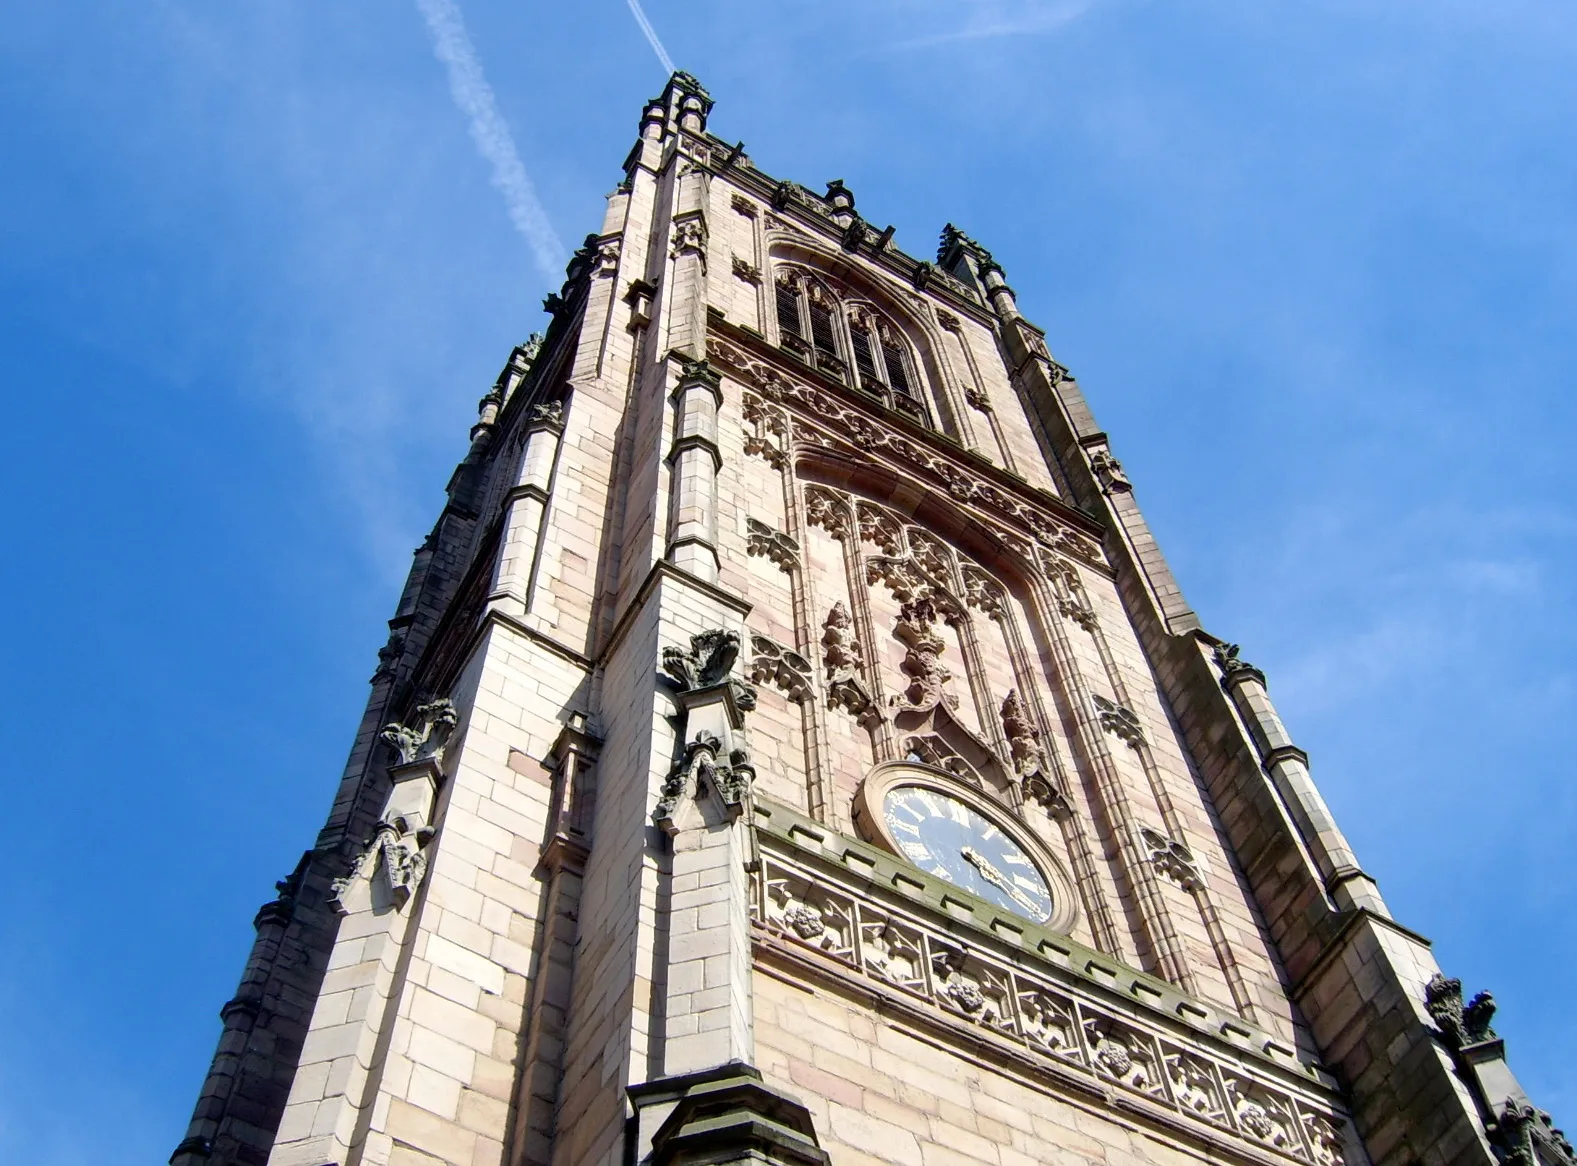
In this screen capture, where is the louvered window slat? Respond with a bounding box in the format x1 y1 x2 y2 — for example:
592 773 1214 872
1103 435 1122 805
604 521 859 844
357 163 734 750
776 283 803 338
809 301 838 357
883 340 914 398
850 327 880 385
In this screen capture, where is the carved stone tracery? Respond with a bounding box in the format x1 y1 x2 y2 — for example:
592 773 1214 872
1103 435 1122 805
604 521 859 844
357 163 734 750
749 634 814 703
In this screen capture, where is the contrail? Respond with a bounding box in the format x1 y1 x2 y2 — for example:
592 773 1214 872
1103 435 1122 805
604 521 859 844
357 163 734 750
626 0 676 75
414 0 566 283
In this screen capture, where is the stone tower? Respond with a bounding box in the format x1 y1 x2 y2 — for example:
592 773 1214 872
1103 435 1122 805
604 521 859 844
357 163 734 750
172 72 1569 1166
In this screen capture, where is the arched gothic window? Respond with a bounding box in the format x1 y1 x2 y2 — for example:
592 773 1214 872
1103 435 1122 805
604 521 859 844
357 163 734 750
772 263 930 427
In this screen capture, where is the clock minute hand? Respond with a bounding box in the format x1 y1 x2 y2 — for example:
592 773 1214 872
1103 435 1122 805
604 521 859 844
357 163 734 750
961 846 1040 915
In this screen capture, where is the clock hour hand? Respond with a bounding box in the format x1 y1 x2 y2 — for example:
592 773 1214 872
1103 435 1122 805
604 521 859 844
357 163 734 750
961 846 1041 915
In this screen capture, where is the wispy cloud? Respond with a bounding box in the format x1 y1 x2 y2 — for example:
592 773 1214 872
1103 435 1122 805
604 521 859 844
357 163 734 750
414 0 565 282
626 0 676 75
886 0 1093 51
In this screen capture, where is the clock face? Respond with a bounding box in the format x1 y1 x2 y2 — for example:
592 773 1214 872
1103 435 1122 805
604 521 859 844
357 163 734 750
881 785 1054 923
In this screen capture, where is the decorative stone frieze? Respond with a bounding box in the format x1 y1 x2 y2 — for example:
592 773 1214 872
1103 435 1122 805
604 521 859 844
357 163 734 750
856 503 905 556
960 564 1006 620
803 485 852 540
707 333 1109 568
753 824 1352 1165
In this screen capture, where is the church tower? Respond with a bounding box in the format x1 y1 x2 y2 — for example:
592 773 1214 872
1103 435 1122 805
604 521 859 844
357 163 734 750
172 73 1569 1166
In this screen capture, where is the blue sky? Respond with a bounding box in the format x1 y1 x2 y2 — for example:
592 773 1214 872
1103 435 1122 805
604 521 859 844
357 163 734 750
2 2 1574 1162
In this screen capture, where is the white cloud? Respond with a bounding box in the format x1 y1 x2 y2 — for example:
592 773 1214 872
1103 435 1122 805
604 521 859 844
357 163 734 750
413 0 565 283
627 0 676 75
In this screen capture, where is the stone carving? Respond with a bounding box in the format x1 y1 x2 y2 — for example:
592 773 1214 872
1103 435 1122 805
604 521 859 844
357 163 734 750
931 947 1015 1034
821 602 862 679
908 529 955 585
1213 642 1264 683
1093 694 1145 748
1016 988 1080 1061
765 873 854 961
891 600 959 713
730 193 758 217
1057 596 1097 631
803 485 852 540
669 215 707 261
663 629 738 691
1165 1049 1229 1124
820 602 878 725
1490 1098 1577 1166
1223 1077 1302 1153
756 847 1346 1163
1088 447 1131 493
741 395 787 469
654 731 756 832
856 503 905 556
707 335 1109 569
331 814 436 912
859 914 926 992
1001 690 1068 813
745 517 800 571
1141 826 1204 892
937 308 962 333
903 735 981 786
595 237 621 276
748 635 813 703
380 699 459 766
1424 974 1497 1049
1302 1112 1346 1166
960 565 1005 620
370 631 405 684
527 400 565 430
965 386 993 413
866 556 930 604
1000 690 1043 777
1084 1014 1165 1099
731 255 761 283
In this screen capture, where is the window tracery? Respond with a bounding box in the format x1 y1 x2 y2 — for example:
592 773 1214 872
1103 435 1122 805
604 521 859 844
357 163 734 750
771 262 932 428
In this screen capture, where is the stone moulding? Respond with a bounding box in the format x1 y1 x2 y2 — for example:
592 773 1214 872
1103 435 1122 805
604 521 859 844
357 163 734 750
751 797 1348 1151
708 327 1109 571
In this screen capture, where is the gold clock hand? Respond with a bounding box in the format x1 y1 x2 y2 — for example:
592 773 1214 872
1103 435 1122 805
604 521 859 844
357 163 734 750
961 847 1041 915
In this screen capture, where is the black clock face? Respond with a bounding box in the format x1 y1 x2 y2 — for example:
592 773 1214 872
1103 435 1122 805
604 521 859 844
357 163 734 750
881 785 1054 923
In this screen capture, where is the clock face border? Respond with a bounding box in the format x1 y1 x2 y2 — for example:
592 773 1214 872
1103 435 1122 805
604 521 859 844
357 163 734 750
851 761 1080 936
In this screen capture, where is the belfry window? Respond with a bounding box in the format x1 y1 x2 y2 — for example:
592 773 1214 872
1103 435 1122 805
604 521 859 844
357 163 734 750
771 263 929 427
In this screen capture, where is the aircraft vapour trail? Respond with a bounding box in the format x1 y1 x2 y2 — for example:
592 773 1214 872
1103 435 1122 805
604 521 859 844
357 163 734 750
414 0 566 282
626 0 677 74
